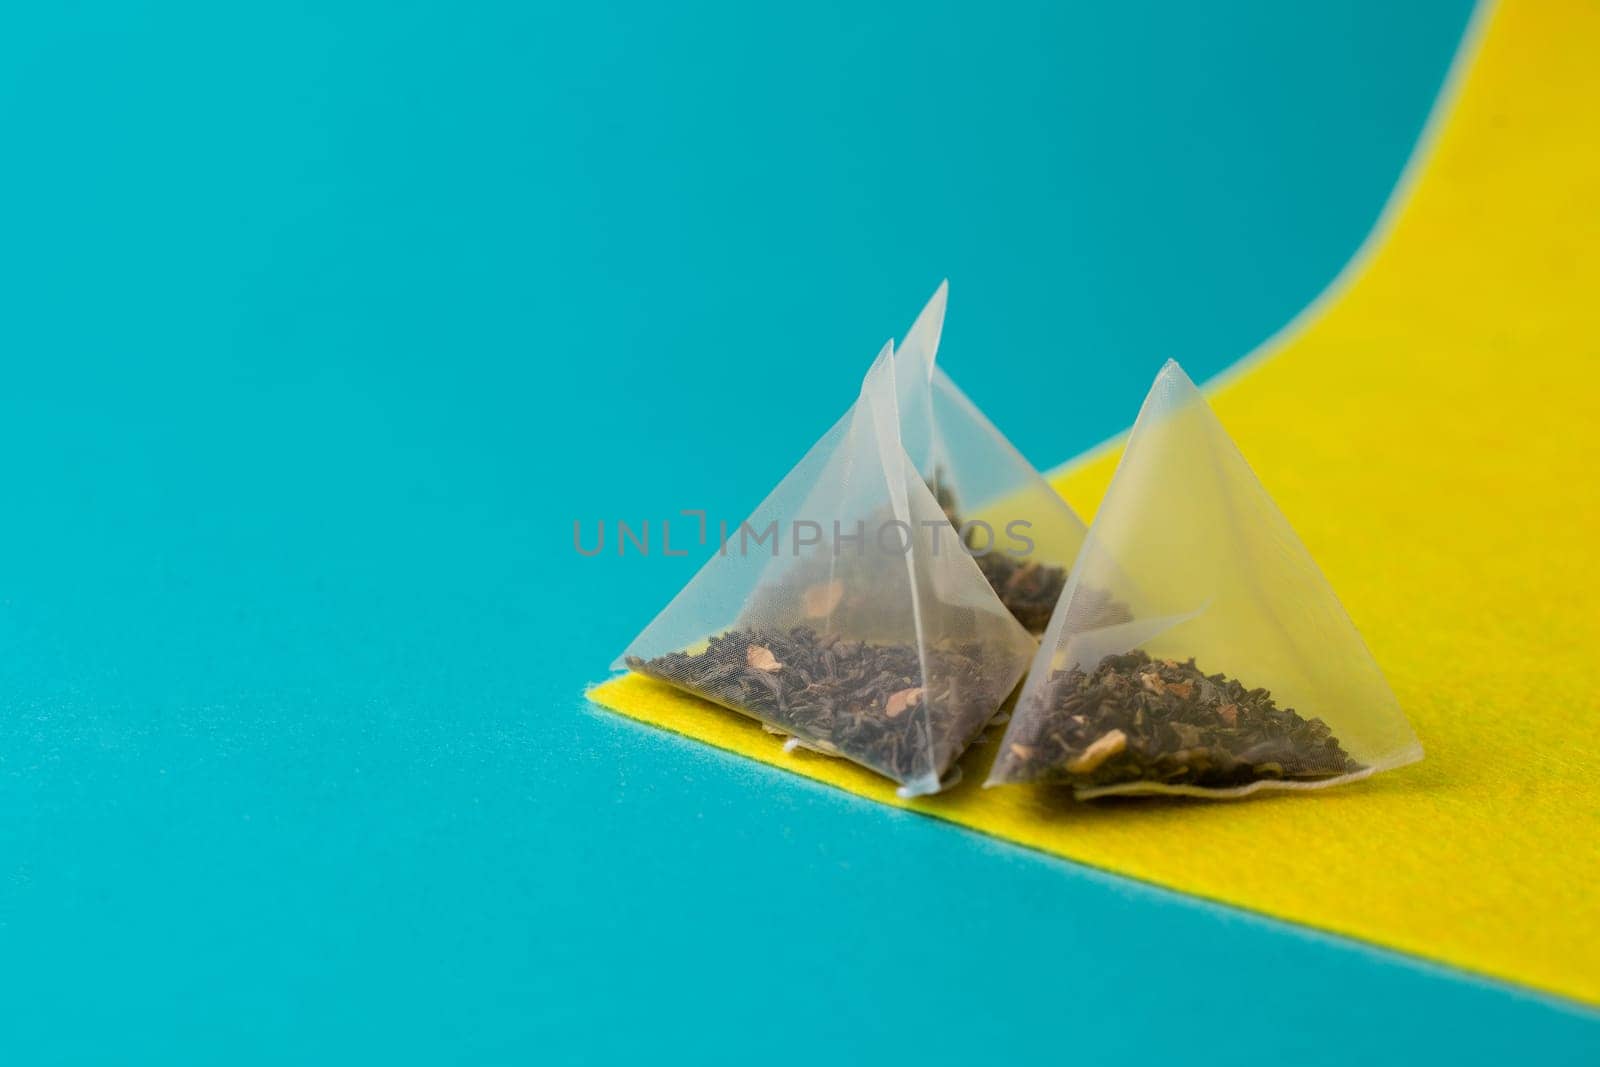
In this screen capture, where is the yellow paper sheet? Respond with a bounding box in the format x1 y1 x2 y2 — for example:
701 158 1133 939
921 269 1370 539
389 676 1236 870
589 1 1600 1006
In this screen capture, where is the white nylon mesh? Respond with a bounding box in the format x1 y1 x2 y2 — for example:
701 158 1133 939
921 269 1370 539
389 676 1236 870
989 360 1422 798
618 342 1036 795
893 283 1090 633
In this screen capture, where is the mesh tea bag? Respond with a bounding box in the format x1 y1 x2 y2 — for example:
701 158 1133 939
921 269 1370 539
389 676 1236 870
893 283 1096 633
617 342 1037 796
989 360 1423 798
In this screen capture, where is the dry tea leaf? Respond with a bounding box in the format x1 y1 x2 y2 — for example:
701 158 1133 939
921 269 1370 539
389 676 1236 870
1066 729 1127 774
884 686 924 719
996 651 1363 790
626 628 1018 789
931 474 1128 635
1171 722 1203 748
746 644 783 672
801 579 845 618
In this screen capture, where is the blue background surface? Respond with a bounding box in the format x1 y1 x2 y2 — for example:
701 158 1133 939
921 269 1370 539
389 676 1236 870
5 2 1595 1063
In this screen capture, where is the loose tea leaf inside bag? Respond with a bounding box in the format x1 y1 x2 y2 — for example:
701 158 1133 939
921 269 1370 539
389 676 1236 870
893 283 1101 633
617 342 1036 796
988 360 1423 798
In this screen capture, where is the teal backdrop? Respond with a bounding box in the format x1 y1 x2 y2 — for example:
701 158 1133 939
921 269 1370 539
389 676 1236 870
4 2 1595 1063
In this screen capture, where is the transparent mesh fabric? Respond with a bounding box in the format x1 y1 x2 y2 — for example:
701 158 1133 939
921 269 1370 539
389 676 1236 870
618 342 1037 795
989 360 1422 798
892 283 1089 633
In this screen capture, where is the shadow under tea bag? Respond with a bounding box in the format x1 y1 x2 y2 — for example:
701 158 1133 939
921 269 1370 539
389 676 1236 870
617 342 1036 796
893 283 1098 633
988 360 1423 798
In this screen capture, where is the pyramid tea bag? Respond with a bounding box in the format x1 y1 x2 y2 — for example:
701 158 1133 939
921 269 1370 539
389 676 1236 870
892 283 1099 633
988 361 1422 798
617 342 1037 796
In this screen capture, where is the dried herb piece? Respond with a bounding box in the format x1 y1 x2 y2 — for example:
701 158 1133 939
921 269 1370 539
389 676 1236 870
626 626 1014 787
928 473 1128 633
995 650 1363 791
969 555 1065 634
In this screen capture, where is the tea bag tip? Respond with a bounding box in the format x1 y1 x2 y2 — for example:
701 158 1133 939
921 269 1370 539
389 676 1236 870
898 282 949 382
896 768 948 799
